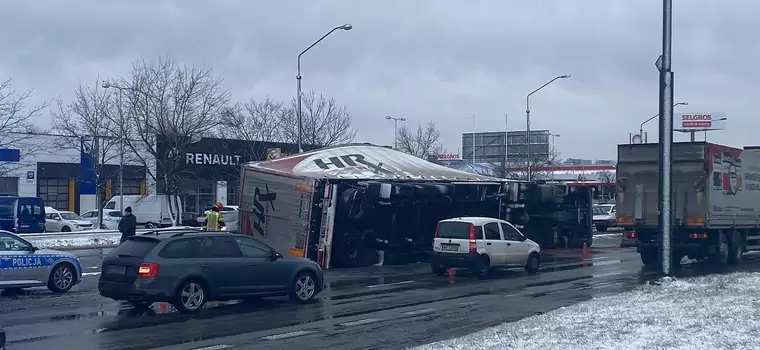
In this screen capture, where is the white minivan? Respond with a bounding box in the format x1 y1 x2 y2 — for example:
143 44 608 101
103 195 182 228
430 217 541 278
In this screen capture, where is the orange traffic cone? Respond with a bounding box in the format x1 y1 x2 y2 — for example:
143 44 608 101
581 242 589 259
448 267 456 284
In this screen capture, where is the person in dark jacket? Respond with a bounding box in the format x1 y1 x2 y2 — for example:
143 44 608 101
119 206 137 243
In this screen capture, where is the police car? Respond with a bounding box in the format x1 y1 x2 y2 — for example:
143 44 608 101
0 230 83 293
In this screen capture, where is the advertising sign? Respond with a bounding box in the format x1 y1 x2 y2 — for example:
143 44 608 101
675 113 727 132
436 153 461 161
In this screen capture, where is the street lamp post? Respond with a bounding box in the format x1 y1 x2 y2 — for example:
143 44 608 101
296 24 352 153
101 82 129 214
638 102 687 142
549 133 560 180
525 75 570 181
384 116 407 149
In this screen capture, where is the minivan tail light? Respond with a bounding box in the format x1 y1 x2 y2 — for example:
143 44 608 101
468 224 477 253
137 262 159 277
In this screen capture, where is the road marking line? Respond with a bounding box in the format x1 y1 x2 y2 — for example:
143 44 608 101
339 318 383 326
82 272 101 276
459 301 478 306
192 345 232 350
87 266 99 269
591 260 620 267
261 330 314 340
591 256 609 261
594 272 623 278
401 308 436 316
366 280 414 288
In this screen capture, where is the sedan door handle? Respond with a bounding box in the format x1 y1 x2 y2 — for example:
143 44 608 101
506 243 511 246
486 242 492 246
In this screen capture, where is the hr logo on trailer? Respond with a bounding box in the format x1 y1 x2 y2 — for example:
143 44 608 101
313 154 391 174
252 184 276 238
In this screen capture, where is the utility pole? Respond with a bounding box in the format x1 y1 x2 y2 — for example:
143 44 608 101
385 116 407 149
471 115 476 165
657 0 674 276
504 113 509 178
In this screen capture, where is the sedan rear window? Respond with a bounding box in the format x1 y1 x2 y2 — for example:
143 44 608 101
437 222 481 239
111 238 159 258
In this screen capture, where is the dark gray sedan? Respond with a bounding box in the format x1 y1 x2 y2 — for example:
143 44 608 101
98 230 324 313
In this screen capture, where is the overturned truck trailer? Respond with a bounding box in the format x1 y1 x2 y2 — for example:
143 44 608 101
237 144 592 269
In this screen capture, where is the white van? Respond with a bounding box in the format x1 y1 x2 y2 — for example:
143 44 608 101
104 195 183 228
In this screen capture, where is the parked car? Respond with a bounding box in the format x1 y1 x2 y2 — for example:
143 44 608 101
593 204 617 232
44 207 94 232
430 217 541 278
0 197 45 234
0 229 83 293
80 209 122 230
98 230 324 313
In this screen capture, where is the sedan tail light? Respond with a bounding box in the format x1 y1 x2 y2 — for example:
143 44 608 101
137 262 159 277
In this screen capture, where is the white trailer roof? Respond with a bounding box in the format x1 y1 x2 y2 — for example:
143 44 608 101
244 144 503 181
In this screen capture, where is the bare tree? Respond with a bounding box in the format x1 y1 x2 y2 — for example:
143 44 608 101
396 122 444 159
281 90 356 148
219 97 289 158
119 57 231 225
503 148 562 181
0 78 49 175
51 81 121 227
595 169 616 200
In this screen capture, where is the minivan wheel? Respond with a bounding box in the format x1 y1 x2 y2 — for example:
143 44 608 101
47 263 75 293
289 272 318 304
128 300 153 309
431 263 446 276
61 226 71 232
173 280 207 313
525 253 540 274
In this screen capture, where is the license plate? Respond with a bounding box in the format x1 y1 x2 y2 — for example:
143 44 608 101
441 243 459 252
106 265 127 274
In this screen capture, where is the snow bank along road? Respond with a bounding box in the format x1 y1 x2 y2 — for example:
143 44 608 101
0 234 681 350
417 271 760 350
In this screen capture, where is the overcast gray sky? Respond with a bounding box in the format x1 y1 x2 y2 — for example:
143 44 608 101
1 0 757 160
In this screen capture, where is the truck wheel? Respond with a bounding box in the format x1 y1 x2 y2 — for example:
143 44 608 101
709 232 730 267
640 248 659 267
728 232 744 266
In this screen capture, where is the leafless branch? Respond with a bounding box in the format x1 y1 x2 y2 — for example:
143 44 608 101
596 170 615 183
397 122 444 159
219 97 288 156
0 78 49 175
119 57 231 224
281 90 356 148
501 148 562 180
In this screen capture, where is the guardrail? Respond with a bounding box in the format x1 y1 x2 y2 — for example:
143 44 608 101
18 226 201 240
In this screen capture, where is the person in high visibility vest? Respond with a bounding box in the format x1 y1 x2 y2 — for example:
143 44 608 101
204 205 226 231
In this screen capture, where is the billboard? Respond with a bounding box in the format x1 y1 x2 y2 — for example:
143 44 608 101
675 113 727 132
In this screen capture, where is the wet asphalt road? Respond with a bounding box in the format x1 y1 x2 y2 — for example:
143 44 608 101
3 233 749 350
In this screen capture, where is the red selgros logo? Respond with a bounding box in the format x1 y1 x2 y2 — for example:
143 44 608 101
681 114 712 128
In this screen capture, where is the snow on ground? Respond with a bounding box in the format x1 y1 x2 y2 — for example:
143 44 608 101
415 272 760 350
28 233 121 249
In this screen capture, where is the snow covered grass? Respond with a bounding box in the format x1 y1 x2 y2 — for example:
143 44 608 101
415 272 760 350
27 233 121 249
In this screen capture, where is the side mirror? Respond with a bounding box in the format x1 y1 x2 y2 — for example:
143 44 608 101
271 251 283 260
56 217 62 221
519 235 527 242
30 246 39 252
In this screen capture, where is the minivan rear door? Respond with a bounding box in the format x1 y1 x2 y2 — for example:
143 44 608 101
16 198 45 233
435 221 481 254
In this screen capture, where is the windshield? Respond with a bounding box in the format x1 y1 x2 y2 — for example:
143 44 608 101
60 212 81 220
593 207 607 215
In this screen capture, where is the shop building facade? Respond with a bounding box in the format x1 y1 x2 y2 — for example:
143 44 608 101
1 133 147 213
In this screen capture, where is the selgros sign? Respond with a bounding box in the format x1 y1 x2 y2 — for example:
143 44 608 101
675 112 727 131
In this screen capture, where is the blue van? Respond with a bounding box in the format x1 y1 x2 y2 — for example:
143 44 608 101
0 197 46 233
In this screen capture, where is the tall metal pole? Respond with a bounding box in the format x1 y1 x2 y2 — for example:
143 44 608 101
471 115 476 165
117 89 124 213
689 130 696 142
504 113 508 177
296 24 352 153
525 74 570 181
658 0 674 276
393 119 398 149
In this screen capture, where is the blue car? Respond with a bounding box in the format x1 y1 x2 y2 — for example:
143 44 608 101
0 230 83 293
0 197 46 234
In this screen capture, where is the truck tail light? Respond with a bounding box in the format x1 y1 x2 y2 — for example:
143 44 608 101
468 224 477 253
689 233 708 239
137 262 159 277
624 231 637 239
